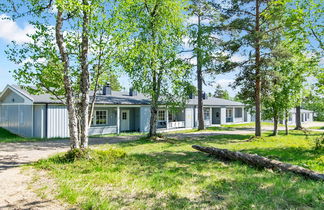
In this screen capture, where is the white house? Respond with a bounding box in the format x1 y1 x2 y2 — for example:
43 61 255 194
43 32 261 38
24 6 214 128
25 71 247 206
0 84 314 138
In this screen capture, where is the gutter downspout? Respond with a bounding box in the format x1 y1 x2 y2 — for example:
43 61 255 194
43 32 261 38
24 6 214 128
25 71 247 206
45 103 48 139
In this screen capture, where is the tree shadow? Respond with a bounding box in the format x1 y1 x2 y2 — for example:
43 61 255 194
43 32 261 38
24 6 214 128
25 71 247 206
83 150 323 209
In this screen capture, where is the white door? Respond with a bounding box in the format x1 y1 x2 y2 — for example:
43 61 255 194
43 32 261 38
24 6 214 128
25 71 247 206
120 110 130 131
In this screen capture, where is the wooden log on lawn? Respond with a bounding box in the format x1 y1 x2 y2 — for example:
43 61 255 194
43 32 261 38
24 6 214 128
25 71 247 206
192 145 324 181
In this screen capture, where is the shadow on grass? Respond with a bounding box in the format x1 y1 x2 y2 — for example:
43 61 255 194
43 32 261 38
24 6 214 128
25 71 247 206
115 134 253 148
93 150 322 209
240 147 323 164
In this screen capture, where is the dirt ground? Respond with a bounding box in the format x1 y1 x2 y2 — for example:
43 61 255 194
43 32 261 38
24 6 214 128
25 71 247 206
0 136 139 210
0 122 322 209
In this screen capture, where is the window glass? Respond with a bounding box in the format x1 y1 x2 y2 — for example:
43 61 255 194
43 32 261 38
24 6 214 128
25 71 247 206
94 110 108 125
168 111 175 121
204 108 210 120
158 110 165 121
122 112 127 120
235 108 242 118
226 109 233 118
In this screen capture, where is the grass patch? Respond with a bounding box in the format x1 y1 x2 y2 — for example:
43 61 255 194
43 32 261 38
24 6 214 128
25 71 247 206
0 127 44 143
0 127 67 143
309 126 324 130
90 132 146 138
34 130 324 209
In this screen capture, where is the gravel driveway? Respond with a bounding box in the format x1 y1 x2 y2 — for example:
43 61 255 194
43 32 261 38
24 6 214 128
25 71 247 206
0 136 140 210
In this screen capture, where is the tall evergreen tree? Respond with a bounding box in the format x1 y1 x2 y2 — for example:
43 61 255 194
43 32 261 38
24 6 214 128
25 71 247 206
214 0 295 137
4 0 119 149
186 0 230 130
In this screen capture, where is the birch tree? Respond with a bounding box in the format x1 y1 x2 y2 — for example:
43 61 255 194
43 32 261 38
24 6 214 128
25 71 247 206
116 0 192 137
4 0 118 149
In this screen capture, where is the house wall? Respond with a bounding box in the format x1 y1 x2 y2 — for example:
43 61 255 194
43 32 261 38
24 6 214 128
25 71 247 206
185 107 194 128
140 106 151 132
0 88 34 137
33 105 46 138
0 91 25 103
47 105 69 138
89 107 118 136
0 104 33 137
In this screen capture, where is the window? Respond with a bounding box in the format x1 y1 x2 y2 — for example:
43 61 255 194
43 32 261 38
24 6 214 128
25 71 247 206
122 112 127 120
168 111 175 121
235 108 242 118
92 110 108 125
226 109 233 118
204 108 210 120
158 110 165 121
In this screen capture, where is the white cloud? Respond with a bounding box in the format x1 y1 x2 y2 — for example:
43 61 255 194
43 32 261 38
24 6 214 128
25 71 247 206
0 14 35 44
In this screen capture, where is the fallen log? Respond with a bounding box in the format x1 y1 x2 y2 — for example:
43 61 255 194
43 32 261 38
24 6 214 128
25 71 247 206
192 145 324 181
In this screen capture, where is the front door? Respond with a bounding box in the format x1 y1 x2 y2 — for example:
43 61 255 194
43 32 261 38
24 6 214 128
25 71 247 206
120 110 130 131
212 108 221 124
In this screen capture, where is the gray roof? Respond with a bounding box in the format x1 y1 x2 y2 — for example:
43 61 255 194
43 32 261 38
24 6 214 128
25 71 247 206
188 97 244 106
9 85 244 106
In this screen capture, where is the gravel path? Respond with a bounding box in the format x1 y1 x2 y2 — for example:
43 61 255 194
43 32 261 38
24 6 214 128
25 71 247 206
0 136 140 210
0 123 322 209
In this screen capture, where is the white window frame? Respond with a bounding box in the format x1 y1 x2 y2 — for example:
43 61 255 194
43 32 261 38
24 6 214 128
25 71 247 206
158 110 166 121
226 109 233 118
92 110 108 126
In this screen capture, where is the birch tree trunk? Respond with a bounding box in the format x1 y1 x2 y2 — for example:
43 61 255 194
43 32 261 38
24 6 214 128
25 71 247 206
149 100 158 137
55 10 80 149
80 0 90 148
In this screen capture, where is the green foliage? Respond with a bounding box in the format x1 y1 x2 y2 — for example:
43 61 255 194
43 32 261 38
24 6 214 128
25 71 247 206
115 0 192 108
262 40 318 122
212 84 230 100
33 131 324 209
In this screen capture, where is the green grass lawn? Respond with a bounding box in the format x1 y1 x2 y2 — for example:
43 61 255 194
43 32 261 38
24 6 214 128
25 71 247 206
0 127 42 143
34 131 324 209
309 126 324 130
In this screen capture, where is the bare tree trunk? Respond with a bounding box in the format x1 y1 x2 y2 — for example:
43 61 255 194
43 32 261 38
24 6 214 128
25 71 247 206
149 100 158 137
285 110 289 135
254 0 261 137
80 0 90 148
273 114 278 136
192 145 324 181
55 10 80 149
295 106 303 130
197 13 204 130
